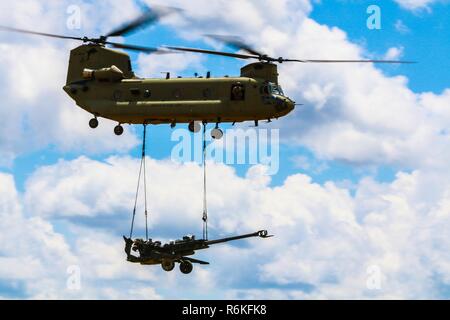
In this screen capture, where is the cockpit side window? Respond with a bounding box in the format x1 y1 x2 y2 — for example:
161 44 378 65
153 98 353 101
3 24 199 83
261 84 270 95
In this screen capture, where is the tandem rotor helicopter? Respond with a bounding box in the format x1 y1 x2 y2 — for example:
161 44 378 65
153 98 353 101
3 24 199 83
0 6 413 139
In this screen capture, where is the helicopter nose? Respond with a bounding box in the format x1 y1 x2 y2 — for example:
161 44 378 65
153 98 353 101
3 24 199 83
286 99 295 112
274 97 295 115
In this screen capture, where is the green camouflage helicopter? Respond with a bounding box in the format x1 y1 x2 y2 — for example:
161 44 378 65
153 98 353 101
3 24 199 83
0 6 413 139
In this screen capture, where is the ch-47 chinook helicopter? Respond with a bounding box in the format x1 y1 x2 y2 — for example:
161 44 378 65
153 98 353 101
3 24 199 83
0 6 413 139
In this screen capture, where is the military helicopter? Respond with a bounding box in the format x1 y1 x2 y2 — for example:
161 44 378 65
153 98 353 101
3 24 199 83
123 230 272 274
0 6 413 139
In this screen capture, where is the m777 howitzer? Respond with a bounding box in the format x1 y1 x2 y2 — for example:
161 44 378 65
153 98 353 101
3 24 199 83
123 230 272 274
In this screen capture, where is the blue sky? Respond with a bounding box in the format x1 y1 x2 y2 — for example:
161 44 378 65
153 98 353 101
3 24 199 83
1 0 450 299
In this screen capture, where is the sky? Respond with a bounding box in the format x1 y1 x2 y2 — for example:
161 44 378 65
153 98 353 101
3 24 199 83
0 0 450 299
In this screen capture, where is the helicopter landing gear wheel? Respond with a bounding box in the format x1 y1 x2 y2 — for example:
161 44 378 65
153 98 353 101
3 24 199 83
114 124 124 136
180 261 193 274
211 128 223 140
188 121 201 133
161 261 175 272
89 118 99 129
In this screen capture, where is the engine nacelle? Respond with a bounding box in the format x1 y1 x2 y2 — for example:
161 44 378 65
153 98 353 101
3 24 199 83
240 62 279 84
82 65 124 82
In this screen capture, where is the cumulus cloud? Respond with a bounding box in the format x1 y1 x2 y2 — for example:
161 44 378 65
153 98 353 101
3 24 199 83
137 52 205 78
10 156 450 298
394 0 444 11
0 172 76 297
0 171 201 299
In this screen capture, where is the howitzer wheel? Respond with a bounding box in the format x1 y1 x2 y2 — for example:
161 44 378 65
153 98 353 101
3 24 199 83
161 260 175 272
180 261 193 274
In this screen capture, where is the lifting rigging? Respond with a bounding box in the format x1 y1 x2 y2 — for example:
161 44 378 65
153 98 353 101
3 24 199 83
129 123 209 241
202 122 208 241
129 124 149 240
124 124 272 274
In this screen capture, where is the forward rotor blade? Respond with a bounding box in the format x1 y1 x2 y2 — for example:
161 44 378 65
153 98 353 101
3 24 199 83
283 59 416 64
164 46 259 60
105 6 180 38
0 26 84 41
205 34 263 57
165 44 416 64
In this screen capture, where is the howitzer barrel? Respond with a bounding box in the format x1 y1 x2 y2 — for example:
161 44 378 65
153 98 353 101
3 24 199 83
206 230 270 246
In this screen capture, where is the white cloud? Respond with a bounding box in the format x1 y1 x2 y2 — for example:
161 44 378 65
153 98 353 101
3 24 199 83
12 156 450 298
137 52 205 78
394 20 411 34
384 46 404 60
146 0 312 42
0 171 170 299
0 172 77 296
394 0 442 11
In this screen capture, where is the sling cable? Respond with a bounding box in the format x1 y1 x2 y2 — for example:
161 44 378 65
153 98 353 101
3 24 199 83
202 122 208 241
128 123 209 241
129 124 149 240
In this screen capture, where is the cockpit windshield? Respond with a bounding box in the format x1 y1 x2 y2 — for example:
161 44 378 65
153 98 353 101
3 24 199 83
261 82 285 96
267 83 284 96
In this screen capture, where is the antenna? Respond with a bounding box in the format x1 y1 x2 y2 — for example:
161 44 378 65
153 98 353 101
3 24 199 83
161 72 170 79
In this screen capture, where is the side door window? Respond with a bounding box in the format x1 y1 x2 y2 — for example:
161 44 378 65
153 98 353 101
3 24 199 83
231 83 245 101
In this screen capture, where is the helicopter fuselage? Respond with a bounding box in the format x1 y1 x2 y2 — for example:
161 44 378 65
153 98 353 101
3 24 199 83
62 44 295 127
64 76 295 125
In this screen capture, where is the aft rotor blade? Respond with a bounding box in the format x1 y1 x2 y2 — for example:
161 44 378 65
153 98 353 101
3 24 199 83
165 46 259 60
0 26 84 41
106 41 169 54
205 34 264 57
105 6 180 38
